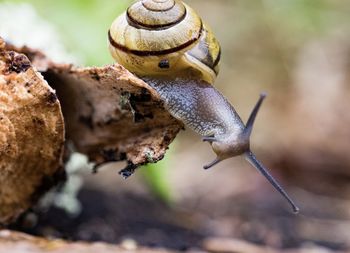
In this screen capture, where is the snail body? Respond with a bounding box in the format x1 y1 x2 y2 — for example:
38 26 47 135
143 77 247 160
109 0 299 213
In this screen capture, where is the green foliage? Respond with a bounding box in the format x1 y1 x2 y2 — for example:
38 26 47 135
140 155 174 205
260 0 346 35
4 0 132 65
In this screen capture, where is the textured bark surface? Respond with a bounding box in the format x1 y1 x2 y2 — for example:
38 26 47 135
8 42 183 173
0 38 65 225
45 64 183 170
4 43 50 72
0 38 183 224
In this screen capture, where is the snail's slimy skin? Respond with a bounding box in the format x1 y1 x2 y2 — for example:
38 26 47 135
143 77 248 160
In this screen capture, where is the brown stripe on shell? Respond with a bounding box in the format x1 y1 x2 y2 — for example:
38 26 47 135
108 21 203 56
213 48 221 69
126 7 187 30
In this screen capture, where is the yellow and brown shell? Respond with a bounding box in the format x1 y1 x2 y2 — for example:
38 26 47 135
109 0 221 84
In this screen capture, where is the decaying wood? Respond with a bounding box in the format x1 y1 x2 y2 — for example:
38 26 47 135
0 230 178 253
0 37 183 224
9 42 183 175
4 43 50 73
0 38 65 225
44 64 183 173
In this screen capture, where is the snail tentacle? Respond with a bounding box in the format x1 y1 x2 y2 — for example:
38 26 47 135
203 158 222 170
202 136 217 143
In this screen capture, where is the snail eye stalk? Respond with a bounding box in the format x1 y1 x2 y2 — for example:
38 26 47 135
243 92 267 140
244 93 299 214
244 151 300 214
203 157 221 170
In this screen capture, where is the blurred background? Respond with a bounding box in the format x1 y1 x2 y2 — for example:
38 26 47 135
2 0 350 252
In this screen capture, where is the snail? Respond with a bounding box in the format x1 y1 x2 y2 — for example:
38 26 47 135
108 0 299 213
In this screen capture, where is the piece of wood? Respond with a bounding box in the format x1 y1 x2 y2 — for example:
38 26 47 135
0 230 179 253
0 38 65 225
0 37 183 224
44 63 183 176
8 42 184 176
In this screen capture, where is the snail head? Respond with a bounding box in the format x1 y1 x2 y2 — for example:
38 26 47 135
203 93 299 214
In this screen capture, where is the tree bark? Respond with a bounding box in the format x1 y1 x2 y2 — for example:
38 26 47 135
0 38 183 225
45 63 183 169
8 41 183 170
0 38 65 224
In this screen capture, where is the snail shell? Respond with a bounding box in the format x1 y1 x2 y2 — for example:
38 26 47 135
108 0 221 84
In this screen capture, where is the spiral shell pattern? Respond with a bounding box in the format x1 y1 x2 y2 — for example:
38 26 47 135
128 0 186 29
109 0 221 83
